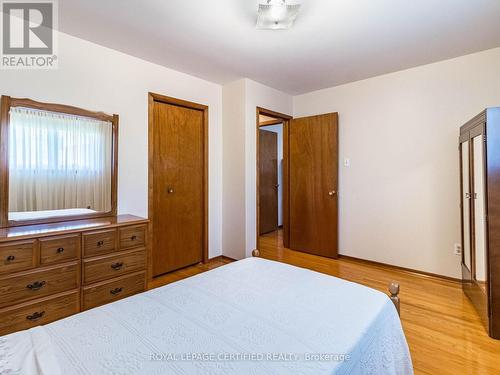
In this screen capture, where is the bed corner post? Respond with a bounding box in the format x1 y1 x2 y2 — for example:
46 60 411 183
389 281 401 316
252 249 260 257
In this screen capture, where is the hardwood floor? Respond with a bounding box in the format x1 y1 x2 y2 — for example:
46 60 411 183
148 231 500 374
259 230 500 375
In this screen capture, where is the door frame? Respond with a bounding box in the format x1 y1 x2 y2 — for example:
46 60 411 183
147 92 209 281
256 107 292 250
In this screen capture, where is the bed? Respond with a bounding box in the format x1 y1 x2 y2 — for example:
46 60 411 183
0 257 413 375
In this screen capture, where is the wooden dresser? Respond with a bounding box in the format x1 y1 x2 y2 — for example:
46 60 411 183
0 215 148 336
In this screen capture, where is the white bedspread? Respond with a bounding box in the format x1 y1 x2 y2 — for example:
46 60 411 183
0 257 413 375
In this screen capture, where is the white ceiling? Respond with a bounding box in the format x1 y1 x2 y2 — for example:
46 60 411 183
59 0 500 95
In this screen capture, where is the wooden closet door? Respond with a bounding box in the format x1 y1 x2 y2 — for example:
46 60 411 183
289 113 338 258
152 101 204 276
259 130 278 234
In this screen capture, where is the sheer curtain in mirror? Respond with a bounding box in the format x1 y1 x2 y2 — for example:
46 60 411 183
8 107 112 220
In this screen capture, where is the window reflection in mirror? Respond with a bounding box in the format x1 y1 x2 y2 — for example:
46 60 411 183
8 107 113 222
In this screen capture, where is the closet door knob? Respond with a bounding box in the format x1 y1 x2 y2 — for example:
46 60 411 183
167 188 174 194
328 190 336 196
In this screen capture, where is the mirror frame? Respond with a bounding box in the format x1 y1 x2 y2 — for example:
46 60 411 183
0 95 119 228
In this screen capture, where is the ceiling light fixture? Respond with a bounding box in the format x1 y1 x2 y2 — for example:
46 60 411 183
256 0 301 30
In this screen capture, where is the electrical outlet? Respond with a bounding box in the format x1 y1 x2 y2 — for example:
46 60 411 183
454 243 462 256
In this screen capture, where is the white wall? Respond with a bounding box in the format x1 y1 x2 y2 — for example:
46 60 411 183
244 80 292 257
293 47 500 278
260 124 283 226
0 31 223 258
221 79 292 259
5 29 499 278
222 80 246 259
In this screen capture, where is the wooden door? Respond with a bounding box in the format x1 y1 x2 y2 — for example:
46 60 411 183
259 129 278 234
151 101 204 276
289 113 338 258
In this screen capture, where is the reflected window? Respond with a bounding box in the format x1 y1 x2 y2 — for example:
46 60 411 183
8 107 112 220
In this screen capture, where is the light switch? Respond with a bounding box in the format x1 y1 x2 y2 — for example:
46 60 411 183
344 158 350 167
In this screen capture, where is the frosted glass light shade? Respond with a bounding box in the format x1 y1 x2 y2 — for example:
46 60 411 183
256 1 301 30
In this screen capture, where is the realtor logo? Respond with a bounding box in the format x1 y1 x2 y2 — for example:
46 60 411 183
1 0 58 69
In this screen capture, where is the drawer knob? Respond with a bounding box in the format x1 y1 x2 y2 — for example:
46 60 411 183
26 311 45 321
111 262 124 270
27 280 46 291
110 287 123 295
131 235 137 241
57 247 65 253
6 255 15 262
97 240 105 247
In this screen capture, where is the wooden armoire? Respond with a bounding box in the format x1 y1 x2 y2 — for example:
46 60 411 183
459 107 500 339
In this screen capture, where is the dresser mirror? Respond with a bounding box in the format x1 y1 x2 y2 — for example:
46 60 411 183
0 96 118 227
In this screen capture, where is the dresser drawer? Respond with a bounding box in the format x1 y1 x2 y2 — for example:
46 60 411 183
83 229 117 257
0 262 79 308
83 271 145 310
119 225 146 250
83 249 146 284
40 234 80 265
0 290 79 336
0 240 36 275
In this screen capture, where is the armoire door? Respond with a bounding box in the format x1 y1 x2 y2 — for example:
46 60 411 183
151 99 205 276
461 123 489 332
259 129 278 234
460 108 500 339
289 113 338 258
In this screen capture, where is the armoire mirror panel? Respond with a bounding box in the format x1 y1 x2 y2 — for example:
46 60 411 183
0 96 118 227
461 140 471 272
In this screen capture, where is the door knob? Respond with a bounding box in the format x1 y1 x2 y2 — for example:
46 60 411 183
274 184 280 189
328 190 336 196
167 188 174 194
